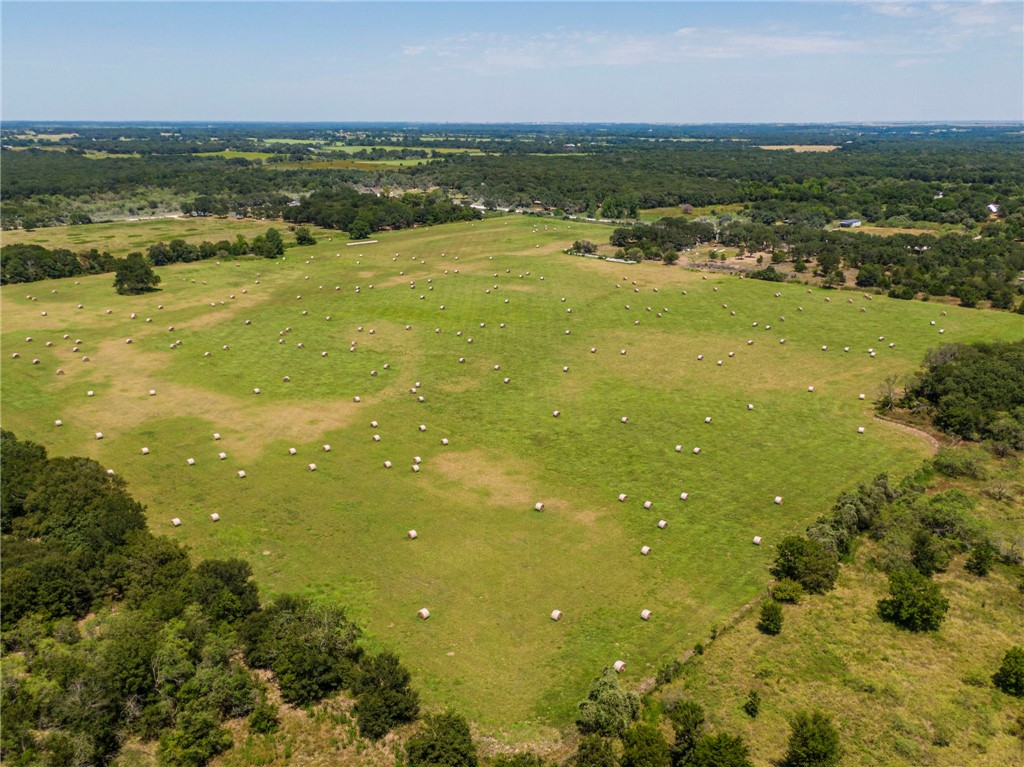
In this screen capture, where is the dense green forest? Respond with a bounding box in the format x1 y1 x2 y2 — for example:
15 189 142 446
0 431 421 766
894 341 1024 448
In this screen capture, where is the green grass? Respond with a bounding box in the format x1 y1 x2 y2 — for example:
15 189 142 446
1 217 284 256
3 215 1022 742
658 455 1024 767
195 150 274 161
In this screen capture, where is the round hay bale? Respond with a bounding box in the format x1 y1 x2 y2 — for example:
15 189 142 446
140 447 149 455
747 403 754 410
384 460 393 468
354 396 362 403
87 390 95 397
407 530 418 539
705 417 712 424
858 393 866 400
613 660 626 673
692 447 701 455
441 438 449 446
753 536 762 545
553 410 560 417
618 493 628 502
372 434 381 442
371 420 379 428
697 354 704 361
774 496 783 505
106 469 115 476
253 388 261 395
213 433 221 440
640 609 652 621
643 501 653 510
417 608 430 620
187 458 195 465
322 444 331 452
857 426 865 434
308 463 317 471
620 349 626 355
550 609 563 621
658 519 668 529
149 389 156 396
210 513 220 522
503 378 510 384
95 432 103 440
535 502 545 512
679 492 689 501
418 425 427 432
237 470 246 478
54 419 63 426
640 545 651 556
675 444 683 452
807 386 814 392
218 452 227 460
620 416 628 424
563 366 569 372
172 518 182 527
591 347 597 353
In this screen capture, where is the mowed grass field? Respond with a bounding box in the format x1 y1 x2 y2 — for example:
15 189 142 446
3 215 1023 741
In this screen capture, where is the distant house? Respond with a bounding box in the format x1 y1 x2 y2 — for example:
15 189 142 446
839 219 862 228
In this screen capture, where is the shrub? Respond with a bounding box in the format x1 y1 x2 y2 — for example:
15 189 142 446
770 579 805 604
993 646 1024 697
352 651 419 740
574 735 615 767
877 568 949 632
247 701 280 734
757 600 783 635
771 537 840 594
780 710 842 767
964 541 997 576
688 733 753 767
157 705 233 767
742 690 761 718
656 659 684 685
909 528 950 576
406 711 477 767
666 699 704 764
493 753 545 767
576 670 640 737
933 448 986 479
620 723 670 767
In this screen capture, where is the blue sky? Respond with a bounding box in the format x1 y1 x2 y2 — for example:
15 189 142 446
2 1 1022 122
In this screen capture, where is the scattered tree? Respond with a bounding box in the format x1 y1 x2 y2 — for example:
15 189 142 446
113 252 161 295
576 669 640 737
406 711 478 767
757 600 783 635
780 710 842 767
771 536 840 594
877 568 949 632
621 723 670 767
993 646 1024 697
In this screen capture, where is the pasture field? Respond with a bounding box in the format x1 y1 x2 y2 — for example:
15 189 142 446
194 150 275 161
1 216 281 255
3 215 1022 741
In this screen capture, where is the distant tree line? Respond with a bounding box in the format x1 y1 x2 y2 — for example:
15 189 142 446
1 227 301 286
283 188 480 239
0 431 421 766
609 216 1024 309
0 244 117 284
